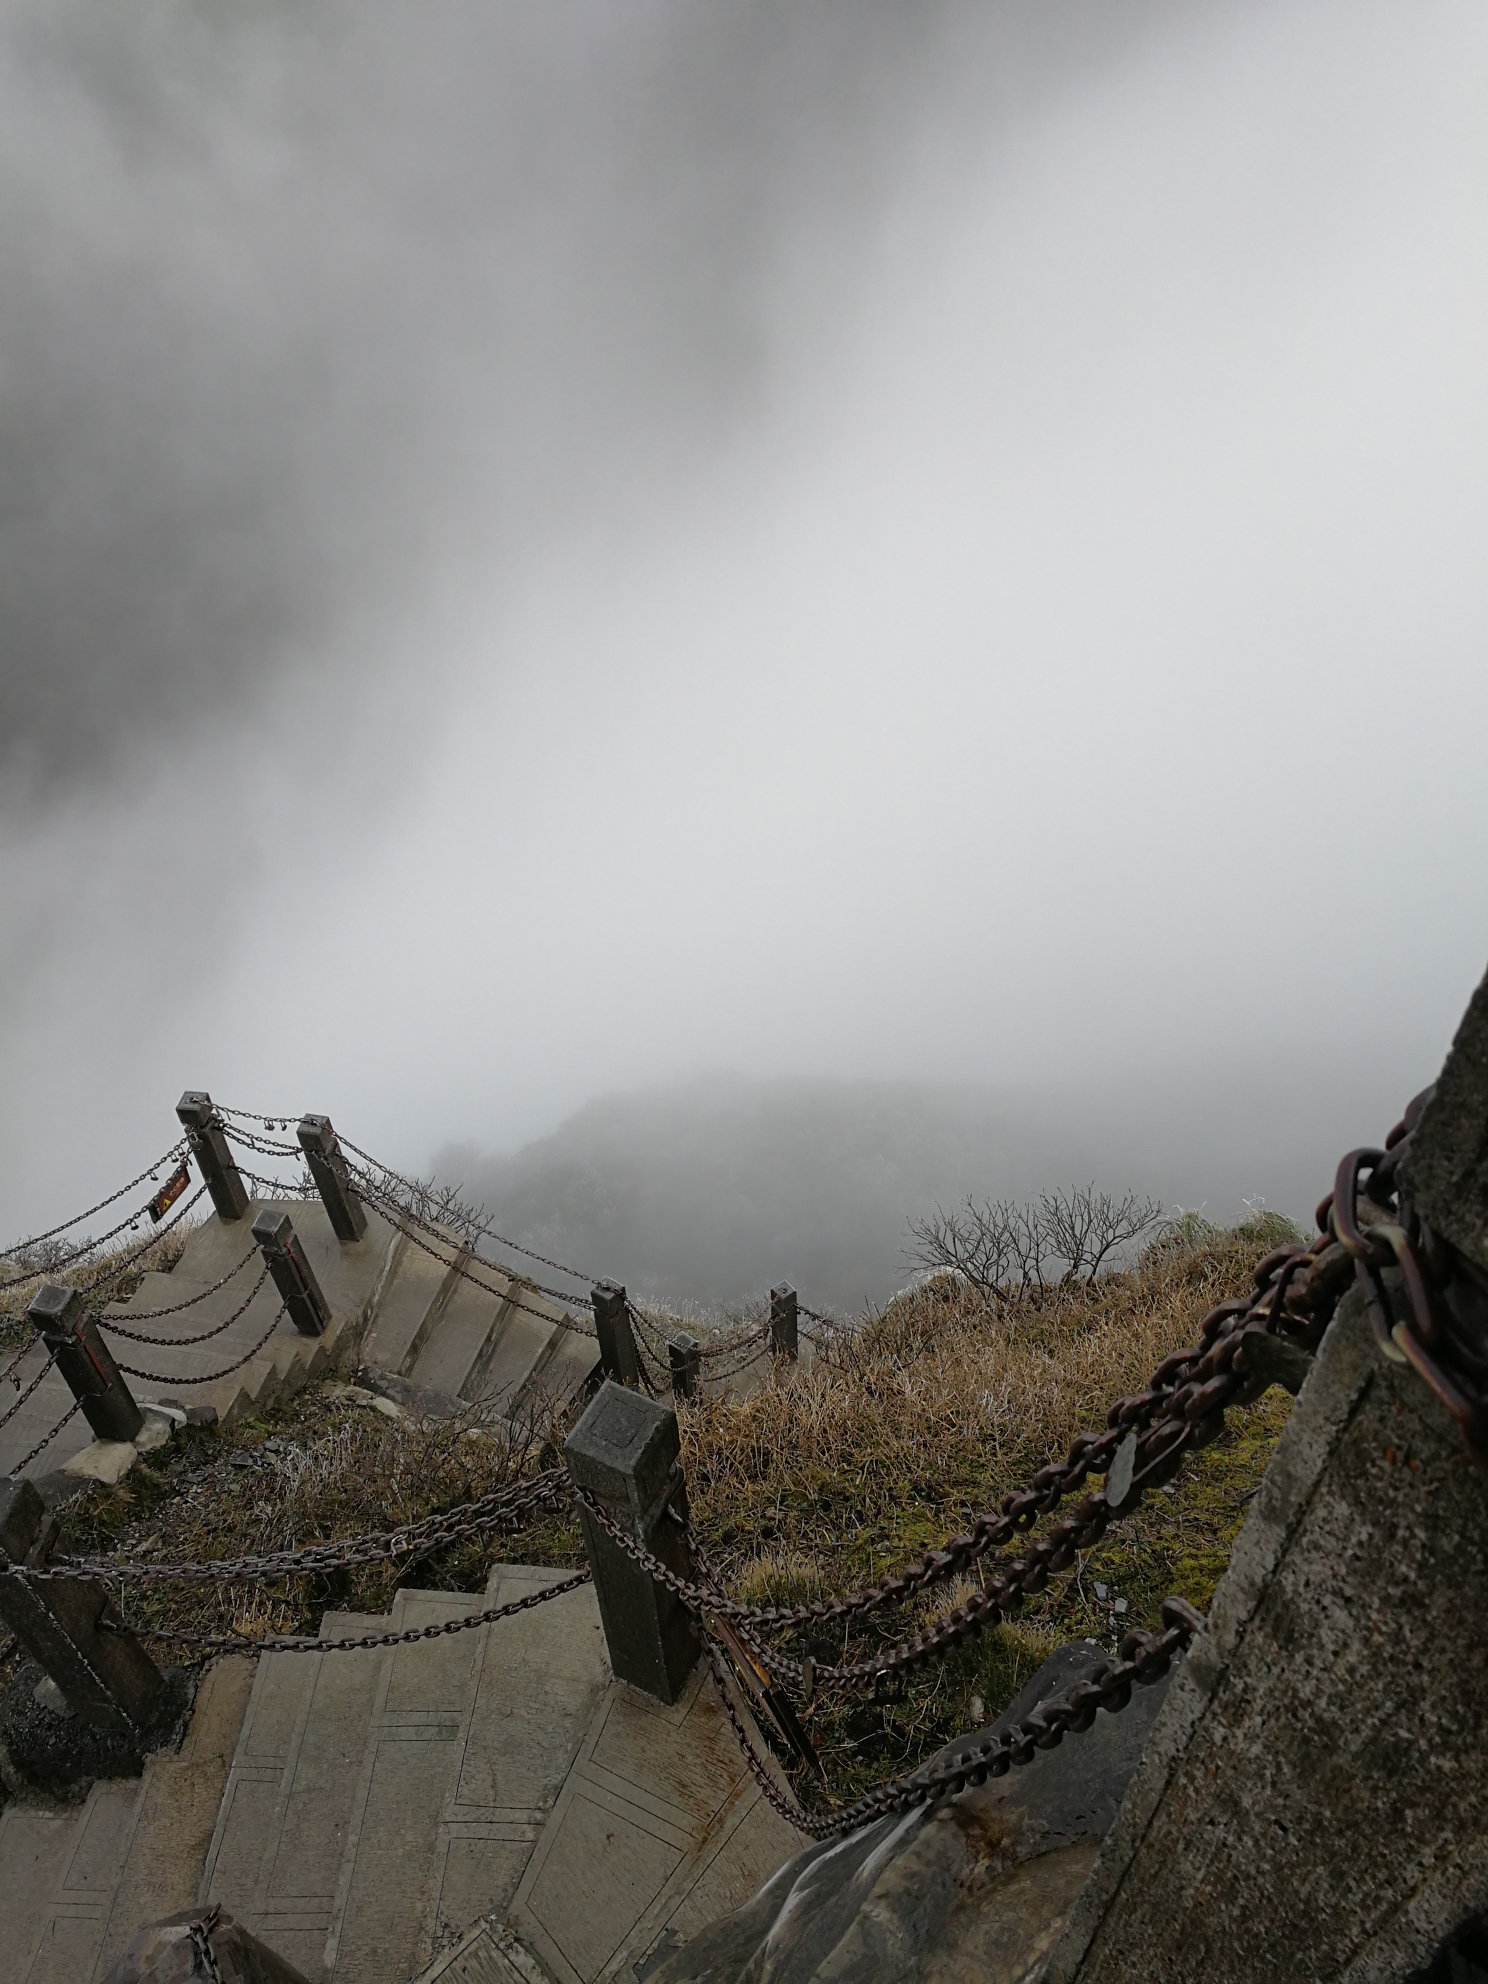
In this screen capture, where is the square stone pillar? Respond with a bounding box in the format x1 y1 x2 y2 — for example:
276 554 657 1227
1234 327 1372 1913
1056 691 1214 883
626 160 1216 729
592 1280 641 1389
297 1114 367 1244
769 1283 799 1360
565 1381 699 1703
0 1478 164 1734
28 1283 144 1444
252 1210 329 1337
175 1091 249 1223
668 1331 702 1400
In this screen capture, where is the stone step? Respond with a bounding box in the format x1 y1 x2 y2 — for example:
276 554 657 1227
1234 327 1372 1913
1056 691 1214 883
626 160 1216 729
199 1612 383 1950
0 1654 254 1984
199 1569 609 1984
522 1326 603 1422
507 1665 800 1984
422 1566 610 1960
408 1276 509 1401
323 1589 494 1984
88 1655 257 1982
363 1232 462 1379
0 1198 404 1481
461 1302 561 1414
217 1614 387 1982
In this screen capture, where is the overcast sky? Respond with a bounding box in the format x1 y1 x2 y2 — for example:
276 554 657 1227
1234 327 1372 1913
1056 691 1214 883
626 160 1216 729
2 0 1484 1268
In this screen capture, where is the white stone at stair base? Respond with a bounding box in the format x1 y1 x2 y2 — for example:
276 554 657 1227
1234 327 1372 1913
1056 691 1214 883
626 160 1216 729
62 1440 138 1485
135 1408 178 1452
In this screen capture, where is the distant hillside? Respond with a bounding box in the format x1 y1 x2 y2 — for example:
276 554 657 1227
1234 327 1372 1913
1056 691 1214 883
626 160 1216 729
433 1056 1404 1311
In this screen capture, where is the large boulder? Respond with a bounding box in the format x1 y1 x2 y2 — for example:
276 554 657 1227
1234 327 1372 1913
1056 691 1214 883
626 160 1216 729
652 1641 1173 1984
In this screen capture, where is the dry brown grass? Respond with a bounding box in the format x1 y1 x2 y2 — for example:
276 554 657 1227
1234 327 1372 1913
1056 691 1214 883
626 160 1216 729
0 1219 197 1354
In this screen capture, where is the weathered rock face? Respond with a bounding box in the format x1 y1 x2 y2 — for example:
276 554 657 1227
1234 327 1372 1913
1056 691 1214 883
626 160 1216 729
651 1643 1174 1984
1043 970 1488 1984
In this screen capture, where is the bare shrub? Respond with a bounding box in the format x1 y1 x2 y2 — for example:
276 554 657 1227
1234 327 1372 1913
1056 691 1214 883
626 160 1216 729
906 1183 1162 1303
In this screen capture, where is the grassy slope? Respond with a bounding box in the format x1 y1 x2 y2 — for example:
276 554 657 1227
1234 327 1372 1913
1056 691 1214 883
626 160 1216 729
37 1214 1297 1815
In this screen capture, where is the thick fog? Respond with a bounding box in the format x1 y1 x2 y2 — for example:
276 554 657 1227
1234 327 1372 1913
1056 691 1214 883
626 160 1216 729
2 2 1484 1305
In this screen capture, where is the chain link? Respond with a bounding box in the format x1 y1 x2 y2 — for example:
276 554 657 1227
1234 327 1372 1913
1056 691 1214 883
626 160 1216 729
104 1567 592 1654
187 1905 226 1984
44 1470 573 1585
348 1175 600 1339
571 1155 1396 1683
0 1140 189 1264
336 1132 599 1288
75 1188 209 1300
99 1266 271 1348
14 1400 81 1472
114 1304 287 1387
707 1598 1202 1839
99 1245 260 1324
0 1352 57 1431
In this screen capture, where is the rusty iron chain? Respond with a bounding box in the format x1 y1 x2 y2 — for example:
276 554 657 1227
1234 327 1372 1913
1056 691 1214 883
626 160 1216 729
707 1598 1203 1839
0 1337 40 1386
103 1567 592 1655
97 1245 261 1325
188 1905 226 1984
99 1266 271 1348
1 1197 167 1292
627 1300 771 1366
334 1131 600 1289
113 1304 288 1387
570 1101 1441 1684
0 1139 189 1267
14 1399 81 1472
72 1188 210 1301
41 1469 573 1585
1319 1091 1488 1469
0 1352 58 1431
220 1114 597 1293
344 1174 601 1339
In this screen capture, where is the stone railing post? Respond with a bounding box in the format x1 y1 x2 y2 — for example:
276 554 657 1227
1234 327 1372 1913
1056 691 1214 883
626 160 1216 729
565 1381 699 1703
28 1283 143 1444
296 1113 368 1244
1043 963 1488 1984
175 1090 249 1223
769 1282 799 1361
668 1330 701 1401
592 1279 641 1388
0 1477 164 1735
251 1210 329 1337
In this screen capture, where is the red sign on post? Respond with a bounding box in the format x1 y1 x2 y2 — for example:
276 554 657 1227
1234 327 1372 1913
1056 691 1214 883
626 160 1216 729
147 1160 191 1224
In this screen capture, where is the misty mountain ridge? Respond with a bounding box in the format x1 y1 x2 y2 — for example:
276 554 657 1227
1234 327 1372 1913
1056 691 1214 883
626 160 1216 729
434 1059 1407 1312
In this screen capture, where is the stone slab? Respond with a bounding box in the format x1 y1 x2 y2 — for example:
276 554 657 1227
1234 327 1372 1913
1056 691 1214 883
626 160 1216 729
461 1308 557 1412
409 1276 507 1401
423 1566 610 1956
244 1618 385 1982
520 1327 602 1420
92 1655 256 1981
510 1662 798 1984
324 1590 489 1984
63 1441 140 1485
201 1644 323 1923
0 1802 91 1983
361 1233 455 1378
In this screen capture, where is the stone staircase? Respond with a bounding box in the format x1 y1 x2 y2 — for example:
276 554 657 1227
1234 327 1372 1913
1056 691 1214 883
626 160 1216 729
0 1568 798 1983
0 1198 599 1485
